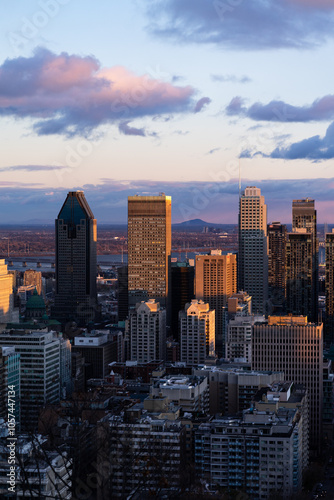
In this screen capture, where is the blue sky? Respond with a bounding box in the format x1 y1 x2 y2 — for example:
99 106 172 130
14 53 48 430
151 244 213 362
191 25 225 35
0 0 334 223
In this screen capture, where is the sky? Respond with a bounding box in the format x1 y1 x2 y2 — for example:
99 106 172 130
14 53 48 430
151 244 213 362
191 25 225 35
1 0 334 224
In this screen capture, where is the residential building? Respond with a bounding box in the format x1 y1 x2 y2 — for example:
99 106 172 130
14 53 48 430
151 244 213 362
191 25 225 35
195 407 305 499
179 299 215 365
226 314 265 363
195 250 237 356
238 187 268 314
150 375 209 414
129 299 166 363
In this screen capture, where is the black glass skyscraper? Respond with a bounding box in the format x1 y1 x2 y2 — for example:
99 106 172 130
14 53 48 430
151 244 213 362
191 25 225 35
53 191 97 326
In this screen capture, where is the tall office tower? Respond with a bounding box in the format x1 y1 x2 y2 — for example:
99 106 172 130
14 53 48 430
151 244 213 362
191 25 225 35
286 231 315 320
195 251 237 357
226 314 265 363
325 230 334 343
0 347 20 430
179 299 215 365
171 259 195 341
53 191 97 326
0 330 60 430
267 222 287 313
128 194 171 311
23 269 43 295
0 259 15 323
238 187 268 314
129 299 166 363
252 316 323 452
291 198 318 321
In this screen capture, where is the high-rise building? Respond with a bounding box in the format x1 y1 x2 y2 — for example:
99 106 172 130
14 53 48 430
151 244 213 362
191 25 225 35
226 314 265 363
325 230 334 343
267 221 287 313
0 330 60 430
195 251 237 356
238 187 268 314
179 299 215 365
117 265 128 322
286 230 315 320
252 315 323 452
129 299 166 363
171 259 195 341
290 199 318 322
0 259 15 324
0 347 20 430
127 194 171 310
53 191 97 325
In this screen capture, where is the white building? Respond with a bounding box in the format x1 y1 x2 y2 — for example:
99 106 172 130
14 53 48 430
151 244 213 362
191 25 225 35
179 299 215 365
226 314 265 363
130 299 166 362
151 375 209 413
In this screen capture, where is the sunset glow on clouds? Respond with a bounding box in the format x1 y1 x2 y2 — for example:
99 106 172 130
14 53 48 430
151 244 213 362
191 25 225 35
0 0 333 222
0 48 203 137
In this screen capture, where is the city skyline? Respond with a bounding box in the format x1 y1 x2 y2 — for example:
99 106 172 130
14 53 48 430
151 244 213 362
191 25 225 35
0 2 334 223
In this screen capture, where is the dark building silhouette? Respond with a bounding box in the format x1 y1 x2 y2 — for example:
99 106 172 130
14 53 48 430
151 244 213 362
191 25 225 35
53 191 97 326
171 260 194 341
286 199 318 322
325 230 334 343
267 222 287 313
117 265 128 322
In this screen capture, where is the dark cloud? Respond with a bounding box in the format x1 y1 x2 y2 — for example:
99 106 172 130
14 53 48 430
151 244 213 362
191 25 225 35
227 95 334 122
1 177 334 223
241 121 334 160
211 74 251 84
118 121 146 137
194 97 211 113
147 0 334 50
0 48 199 138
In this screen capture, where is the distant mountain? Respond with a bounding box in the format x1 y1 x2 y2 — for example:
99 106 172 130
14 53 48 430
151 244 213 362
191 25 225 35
173 219 221 227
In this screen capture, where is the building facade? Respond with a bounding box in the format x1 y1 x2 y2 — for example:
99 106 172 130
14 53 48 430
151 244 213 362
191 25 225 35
195 251 237 356
252 316 323 451
128 194 171 310
0 259 15 324
238 187 268 314
179 299 215 365
267 222 287 313
325 230 334 343
129 300 166 363
53 191 97 325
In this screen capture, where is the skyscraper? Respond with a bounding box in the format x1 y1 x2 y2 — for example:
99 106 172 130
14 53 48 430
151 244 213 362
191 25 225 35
195 251 237 356
127 194 171 310
238 187 268 314
325 230 334 343
53 191 97 325
171 260 195 341
267 222 287 313
286 199 318 322
0 259 15 323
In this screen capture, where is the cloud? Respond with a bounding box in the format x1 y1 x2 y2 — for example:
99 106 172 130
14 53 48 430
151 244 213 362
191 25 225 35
147 0 334 50
0 165 64 172
0 48 199 137
118 121 146 137
211 74 251 84
242 121 334 160
226 95 334 122
1 177 334 224
207 147 221 155
194 97 211 113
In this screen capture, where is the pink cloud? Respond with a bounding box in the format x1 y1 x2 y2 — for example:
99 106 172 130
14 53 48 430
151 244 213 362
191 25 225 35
0 48 198 137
